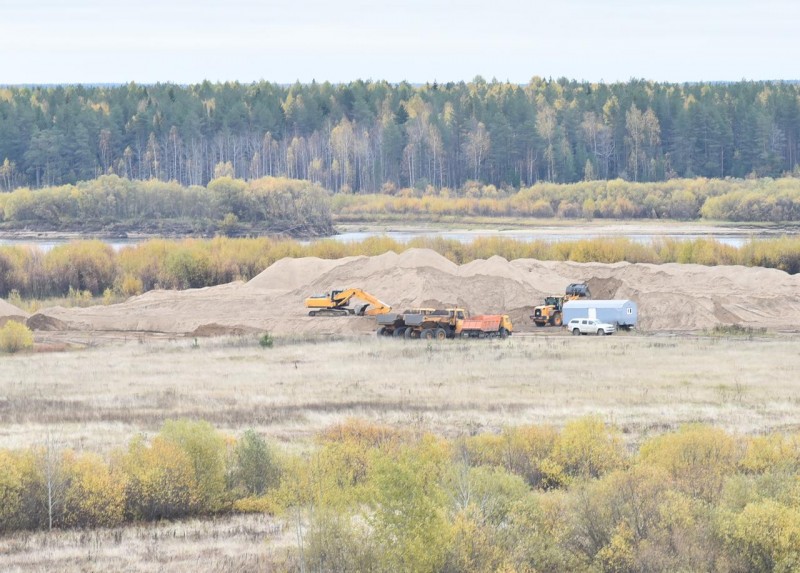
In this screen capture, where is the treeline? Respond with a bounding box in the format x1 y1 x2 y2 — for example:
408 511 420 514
5 176 800 231
3 235 800 300
2 417 799 572
1 79 800 192
334 177 800 222
0 175 332 235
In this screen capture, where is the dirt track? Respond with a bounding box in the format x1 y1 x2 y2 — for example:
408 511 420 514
11 248 800 338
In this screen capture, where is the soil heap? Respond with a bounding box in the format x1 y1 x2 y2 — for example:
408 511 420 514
25 248 800 336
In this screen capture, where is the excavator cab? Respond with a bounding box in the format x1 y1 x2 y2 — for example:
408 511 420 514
305 288 391 317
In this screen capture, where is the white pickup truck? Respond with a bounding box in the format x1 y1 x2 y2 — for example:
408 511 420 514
567 318 616 336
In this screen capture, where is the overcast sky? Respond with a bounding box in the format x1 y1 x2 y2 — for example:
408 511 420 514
1 0 797 85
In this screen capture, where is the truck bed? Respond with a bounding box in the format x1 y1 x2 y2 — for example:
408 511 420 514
461 315 503 332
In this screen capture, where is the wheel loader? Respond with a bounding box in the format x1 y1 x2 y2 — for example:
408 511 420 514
305 288 391 317
531 283 591 327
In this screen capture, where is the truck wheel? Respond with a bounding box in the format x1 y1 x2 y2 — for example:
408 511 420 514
597 329 605 336
404 328 414 339
534 322 545 327
553 313 563 327
572 328 581 336
499 327 508 339
421 328 434 340
393 327 406 338
434 328 447 340
377 327 387 337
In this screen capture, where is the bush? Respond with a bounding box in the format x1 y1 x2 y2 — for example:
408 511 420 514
719 500 800 572
259 332 274 348
639 424 739 502
0 450 24 532
158 419 229 513
119 436 199 520
548 416 626 482
0 320 34 353
232 495 281 514
232 429 280 496
61 451 126 528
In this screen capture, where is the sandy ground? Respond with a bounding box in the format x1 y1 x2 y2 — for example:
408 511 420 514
8 248 799 339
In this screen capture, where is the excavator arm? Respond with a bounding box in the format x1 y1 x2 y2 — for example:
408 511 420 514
341 288 392 316
305 288 391 316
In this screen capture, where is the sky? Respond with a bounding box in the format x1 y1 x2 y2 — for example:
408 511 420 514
1 0 797 85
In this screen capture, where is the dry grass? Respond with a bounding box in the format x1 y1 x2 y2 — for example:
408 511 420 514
1 332 799 453
0 514 290 573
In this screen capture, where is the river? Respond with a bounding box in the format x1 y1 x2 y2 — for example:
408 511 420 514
0 227 783 251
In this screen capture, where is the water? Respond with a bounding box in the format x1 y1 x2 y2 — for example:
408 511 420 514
326 230 753 247
0 239 138 252
0 230 773 251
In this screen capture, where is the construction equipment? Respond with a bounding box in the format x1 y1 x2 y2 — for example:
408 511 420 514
377 308 512 340
531 283 591 327
305 288 391 317
460 315 513 338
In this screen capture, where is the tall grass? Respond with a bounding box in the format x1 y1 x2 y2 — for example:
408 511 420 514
2 234 800 301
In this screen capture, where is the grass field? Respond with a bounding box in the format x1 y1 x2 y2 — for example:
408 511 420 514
2 332 797 453
0 514 290 573
2 331 800 571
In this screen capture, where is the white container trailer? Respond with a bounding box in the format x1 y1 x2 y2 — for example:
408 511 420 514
562 300 638 330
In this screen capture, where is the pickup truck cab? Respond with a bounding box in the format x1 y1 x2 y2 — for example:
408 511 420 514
567 318 616 336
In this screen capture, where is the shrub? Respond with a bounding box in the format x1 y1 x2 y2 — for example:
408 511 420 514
232 495 281 514
158 419 229 513
61 451 126 528
719 500 800 572
369 437 453 573
739 434 800 474
639 424 739 502
119 436 199 520
548 416 626 482
232 429 280 496
0 320 34 353
505 425 559 487
259 332 274 348
0 450 24 532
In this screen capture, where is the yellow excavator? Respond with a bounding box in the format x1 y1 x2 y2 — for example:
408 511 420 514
305 288 392 317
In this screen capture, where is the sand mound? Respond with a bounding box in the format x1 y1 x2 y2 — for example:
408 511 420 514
26 249 800 336
0 299 30 327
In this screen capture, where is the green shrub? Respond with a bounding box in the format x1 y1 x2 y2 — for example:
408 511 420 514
259 332 274 348
0 320 34 353
232 429 280 496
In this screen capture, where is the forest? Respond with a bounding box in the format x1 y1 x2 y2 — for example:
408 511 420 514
1 78 800 193
1 417 799 572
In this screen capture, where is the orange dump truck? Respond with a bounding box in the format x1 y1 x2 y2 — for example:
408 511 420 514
460 314 513 339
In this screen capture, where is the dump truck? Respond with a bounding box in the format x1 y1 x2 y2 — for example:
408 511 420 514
377 308 512 339
305 288 391 317
460 315 513 338
531 283 591 327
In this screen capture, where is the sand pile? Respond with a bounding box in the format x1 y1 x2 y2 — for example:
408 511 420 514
25 249 800 336
0 299 29 327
